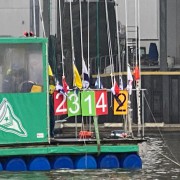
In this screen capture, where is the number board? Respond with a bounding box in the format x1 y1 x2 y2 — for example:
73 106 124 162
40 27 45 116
81 91 96 116
95 90 108 115
54 91 67 115
113 90 128 115
67 91 82 117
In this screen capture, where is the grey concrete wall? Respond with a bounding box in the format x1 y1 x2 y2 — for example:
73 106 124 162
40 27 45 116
0 0 56 37
0 0 30 36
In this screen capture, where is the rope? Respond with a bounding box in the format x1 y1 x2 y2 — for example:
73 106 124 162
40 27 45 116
135 0 138 66
138 0 141 75
105 0 114 87
69 1 75 63
144 92 180 166
59 0 65 76
33 0 37 36
87 0 90 76
96 0 100 76
114 0 123 86
79 0 85 67
124 0 129 83
38 0 46 37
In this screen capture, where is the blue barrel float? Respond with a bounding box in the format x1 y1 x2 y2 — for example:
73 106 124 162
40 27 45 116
98 154 119 169
5 157 27 171
120 154 142 169
27 156 51 171
75 155 97 169
0 162 3 171
51 156 74 169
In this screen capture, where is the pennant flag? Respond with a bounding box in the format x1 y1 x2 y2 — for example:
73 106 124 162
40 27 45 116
95 76 103 89
111 78 120 96
56 81 67 96
133 66 140 81
48 65 55 94
82 59 90 89
62 76 69 93
127 65 133 95
73 63 82 89
119 76 124 90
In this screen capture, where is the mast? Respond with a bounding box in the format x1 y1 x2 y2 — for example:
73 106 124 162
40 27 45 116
124 0 133 136
136 0 142 137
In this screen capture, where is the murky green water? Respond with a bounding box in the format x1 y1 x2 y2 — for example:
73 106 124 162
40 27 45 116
0 132 180 180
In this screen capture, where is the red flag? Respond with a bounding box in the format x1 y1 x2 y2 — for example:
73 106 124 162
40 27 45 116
114 81 120 96
111 79 120 96
62 76 69 93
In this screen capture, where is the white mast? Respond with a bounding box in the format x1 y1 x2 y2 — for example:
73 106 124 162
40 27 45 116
136 0 142 137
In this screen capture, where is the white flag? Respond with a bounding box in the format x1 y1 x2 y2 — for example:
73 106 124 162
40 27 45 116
127 65 133 95
82 59 90 89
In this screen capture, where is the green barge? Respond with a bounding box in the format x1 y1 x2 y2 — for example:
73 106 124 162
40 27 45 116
0 37 144 171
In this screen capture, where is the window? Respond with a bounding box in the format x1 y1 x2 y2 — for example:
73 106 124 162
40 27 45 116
0 43 43 93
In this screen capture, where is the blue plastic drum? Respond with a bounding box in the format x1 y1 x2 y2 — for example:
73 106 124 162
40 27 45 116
51 156 74 169
27 156 51 171
75 155 97 169
98 154 119 169
121 154 142 169
5 157 27 171
0 162 3 171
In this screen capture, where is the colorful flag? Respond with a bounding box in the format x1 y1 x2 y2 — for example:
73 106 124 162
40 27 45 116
127 65 133 95
82 59 90 89
56 81 66 96
111 78 120 96
48 65 55 94
73 63 82 89
119 76 124 90
62 76 69 93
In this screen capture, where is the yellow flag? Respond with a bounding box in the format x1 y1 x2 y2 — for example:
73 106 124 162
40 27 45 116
48 65 53 76
73 64 82 89
48 65 55 94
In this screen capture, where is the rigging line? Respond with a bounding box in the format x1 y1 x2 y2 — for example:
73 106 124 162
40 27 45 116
105 0 114 86
59 0 65 76
87 0 92 131
96 0 100 76
137 0 141 75
69 1 75 63
135 0 138 66
79 0 87 89
105 0 114 70
33 0 37 36
158 152 180 167
38 0 46 37
87 0 90 75
114 0 122 82
79 0 84 62
144 92 180 165
125 0 129 83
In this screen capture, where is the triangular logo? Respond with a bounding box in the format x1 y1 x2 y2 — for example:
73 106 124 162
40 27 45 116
0 98 27 137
